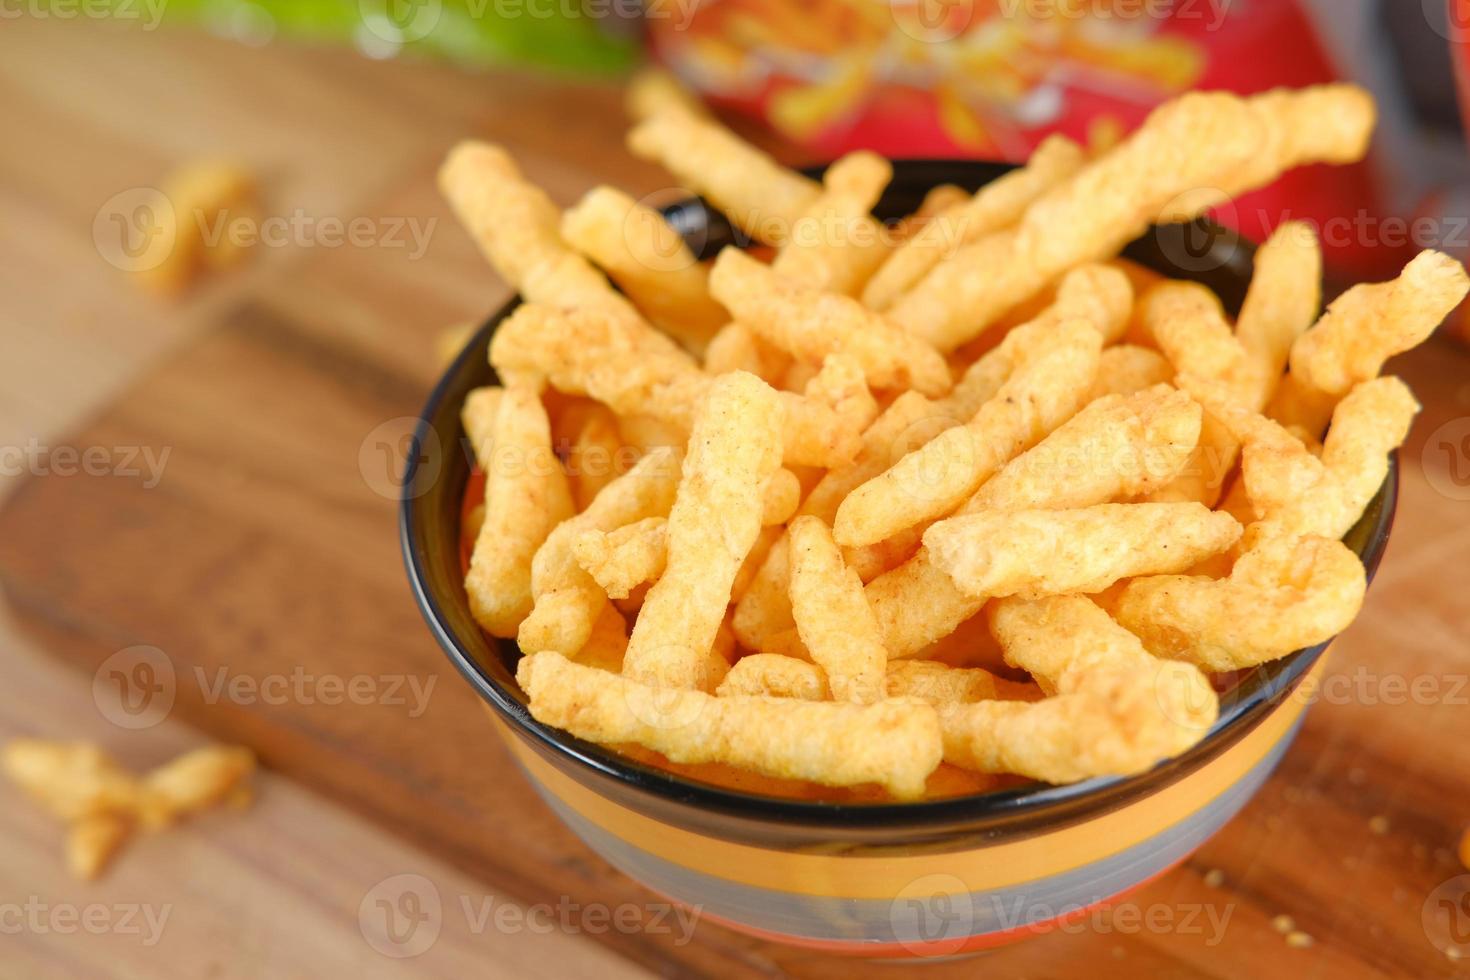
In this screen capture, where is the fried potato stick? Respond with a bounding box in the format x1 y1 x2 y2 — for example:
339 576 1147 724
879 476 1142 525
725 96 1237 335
884 660 1041 705
787 516 888 703
574 517 668 599
886 92 1262 352
865 386 1203 657
625 66 707 122
1087 346 1174 401
461 386 504 468
710 247 952 396
772 150 892 296
562 402 627 511
519 447 681 655
1115 532 1366 670
627 109 820 246
833 319 1101 547
1234 221 1323 409
717 655 830 701
925 503 1243 599
622 373 783 691
519 651 942 798
561 186 727 353
936 597 1219 782
862 135 1085 311
703 321 790 382
466 382 575 637
1231 376 1419 545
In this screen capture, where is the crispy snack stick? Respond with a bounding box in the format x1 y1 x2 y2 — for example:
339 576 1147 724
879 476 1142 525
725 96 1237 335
716 654 830 701
866 386 1203 657
1234 221 1323 410
440 142 654 332
519 448 682 655
1157 85 1376 221
862 135 1085 311
1293 251 1469 394
3 741 143 820
886 92 1262 352
562 402 627 511
884 660 1041 705
467 382 574 637
560 185 726 353
772 150 892 296
1229 377 1419 545
625 66 708 122
888 183 970 245
574 516 668 599
622 373 784 691
1140 281 1241 379
492 304 869 467
518 651 942 799
1115 532 1366 670
1087 346 1173 401
787 516 888 703
627 109 820 247
833 319 1102 547
924 503 1242 599
935 597 1219 782
461 386 504 468
710 247 952 396
703 322 790 382
139 746 256 829
68 815 132 881
572 602 630 674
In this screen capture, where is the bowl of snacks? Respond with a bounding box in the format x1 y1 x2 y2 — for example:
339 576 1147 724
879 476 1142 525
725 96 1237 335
401 80 1467 957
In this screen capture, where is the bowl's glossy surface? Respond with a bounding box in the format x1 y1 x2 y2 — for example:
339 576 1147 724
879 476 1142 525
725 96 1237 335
401 160 1397 955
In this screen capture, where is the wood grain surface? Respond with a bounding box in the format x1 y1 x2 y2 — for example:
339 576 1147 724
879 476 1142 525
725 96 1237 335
3 15 1470 980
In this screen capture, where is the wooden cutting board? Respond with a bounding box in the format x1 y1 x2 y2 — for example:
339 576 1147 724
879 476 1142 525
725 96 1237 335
5 26 1470 980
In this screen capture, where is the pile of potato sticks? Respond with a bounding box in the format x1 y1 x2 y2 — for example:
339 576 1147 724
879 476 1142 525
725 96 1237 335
438 72 1468 801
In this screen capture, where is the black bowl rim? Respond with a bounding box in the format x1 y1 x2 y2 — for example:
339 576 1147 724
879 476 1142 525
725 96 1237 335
401 158 1399 832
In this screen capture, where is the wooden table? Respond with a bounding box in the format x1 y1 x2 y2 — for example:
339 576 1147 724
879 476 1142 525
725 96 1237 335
2 16 1469 979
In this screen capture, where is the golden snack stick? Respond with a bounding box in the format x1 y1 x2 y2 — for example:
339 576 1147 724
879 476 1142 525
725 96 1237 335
787 516 888 703
938 596 1219 782
2 740 142 821
1233 377 1419 545
560 185 726 353
965 386 1203 514
925 503 1242 599
565 402 627 512
440 142 646 327
461 386 504 469
615 414 687 452
884 660 1041 705
1157 85 1376 221
730 531 796 650
466 381 575 637
574 517 668 600
520 448 682 655
1288 251 1469 399
862 135 1085 311
867 386 1204 657
703 322 791 382
842 526 924 584
67 814 132 881
518 652 942 799
833 319 1101 547
716 654 830 701
622 373 784 691
135 162 258 297
571 602 630 674
140 746 256 829
710 248 952 396
887 183 969 246
762 468 802 526
887 92 1261 352
733 525 782 603
493 304 862 467
1235 222 1322 410
772 151 892 297
627 109 820 247
1086 347 1173 401
1115 532 1366 670
625 66 707 122
1139 281 1241 379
